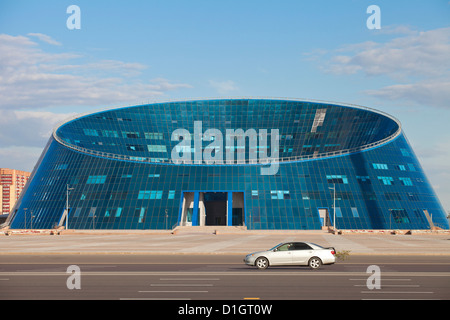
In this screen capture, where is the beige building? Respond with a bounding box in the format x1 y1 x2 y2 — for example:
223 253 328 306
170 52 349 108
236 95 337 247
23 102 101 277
1 168 31 215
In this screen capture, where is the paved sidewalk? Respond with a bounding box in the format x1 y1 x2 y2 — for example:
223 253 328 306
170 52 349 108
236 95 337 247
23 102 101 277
1 229 449 255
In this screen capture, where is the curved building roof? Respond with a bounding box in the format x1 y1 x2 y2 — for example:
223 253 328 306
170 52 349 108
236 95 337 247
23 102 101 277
53 98 401 165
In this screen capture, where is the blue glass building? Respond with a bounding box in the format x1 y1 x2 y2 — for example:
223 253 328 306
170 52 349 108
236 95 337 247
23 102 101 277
6 98 449 230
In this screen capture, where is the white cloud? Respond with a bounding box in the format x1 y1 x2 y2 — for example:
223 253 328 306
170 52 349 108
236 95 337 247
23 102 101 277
0 146 44 173
414 139 450 209
209 80 239 95
27 33 62 46
0 109 76 171
0 33 193 111
319 27 450 109
0 109 74 148
371 25 417 36
365 80 450 108
311 26 450 209
0 33 194 172
327 27 450 78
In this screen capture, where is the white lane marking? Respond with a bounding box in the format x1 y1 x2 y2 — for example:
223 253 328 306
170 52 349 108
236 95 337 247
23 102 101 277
159 278 220 281
139 291 208 293
150 283 213 287
120 298 191 300
361 291 434 294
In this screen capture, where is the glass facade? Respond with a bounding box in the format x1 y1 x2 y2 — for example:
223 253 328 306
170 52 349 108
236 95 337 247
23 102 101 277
7 98 449 230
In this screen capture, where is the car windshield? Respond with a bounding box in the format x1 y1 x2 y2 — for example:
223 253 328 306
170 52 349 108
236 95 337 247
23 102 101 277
269 243 284 251
308 243 324 249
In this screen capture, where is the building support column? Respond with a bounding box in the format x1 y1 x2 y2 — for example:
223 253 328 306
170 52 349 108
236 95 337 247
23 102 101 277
192 192 200 226
227 191 233 226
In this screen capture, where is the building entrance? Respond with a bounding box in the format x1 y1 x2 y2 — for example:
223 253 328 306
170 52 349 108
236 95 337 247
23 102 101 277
179 191 245 227
204 192 227 226
318 208 330 227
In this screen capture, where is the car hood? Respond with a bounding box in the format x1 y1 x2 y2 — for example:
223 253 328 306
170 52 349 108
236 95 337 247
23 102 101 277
246 250 269 257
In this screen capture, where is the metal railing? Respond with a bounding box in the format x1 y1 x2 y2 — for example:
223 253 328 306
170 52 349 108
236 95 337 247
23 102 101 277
53 131 400 166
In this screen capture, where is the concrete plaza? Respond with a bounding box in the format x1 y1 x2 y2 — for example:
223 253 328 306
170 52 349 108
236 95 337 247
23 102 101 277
1 228 449 255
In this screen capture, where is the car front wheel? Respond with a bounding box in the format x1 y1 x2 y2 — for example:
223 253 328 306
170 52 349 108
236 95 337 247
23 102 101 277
255 257 269 270
308 257 322 269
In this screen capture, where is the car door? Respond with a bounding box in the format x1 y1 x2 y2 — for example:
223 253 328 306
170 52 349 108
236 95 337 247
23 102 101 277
290 242 314 265
270 243 294 265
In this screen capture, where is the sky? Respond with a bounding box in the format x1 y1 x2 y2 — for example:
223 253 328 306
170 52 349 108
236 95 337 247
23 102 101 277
0 0 449 210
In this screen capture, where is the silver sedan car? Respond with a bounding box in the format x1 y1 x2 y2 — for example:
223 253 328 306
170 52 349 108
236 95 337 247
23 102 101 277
244 242 336 270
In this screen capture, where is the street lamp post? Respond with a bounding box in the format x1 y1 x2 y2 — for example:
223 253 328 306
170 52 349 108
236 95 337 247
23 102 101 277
66 184 74 229
328 184 336 231
165 209 168 230
389 209 392 230
24 208 28 229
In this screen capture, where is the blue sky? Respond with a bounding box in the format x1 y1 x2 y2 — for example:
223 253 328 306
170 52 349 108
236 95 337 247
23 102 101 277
0 0 449 210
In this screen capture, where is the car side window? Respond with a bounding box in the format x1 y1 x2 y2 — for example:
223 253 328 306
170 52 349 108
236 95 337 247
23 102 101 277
292 243 313 250
277 243 291 251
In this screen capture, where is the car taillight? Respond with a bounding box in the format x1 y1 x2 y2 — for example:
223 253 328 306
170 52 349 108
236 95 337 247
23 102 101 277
331 250 336 255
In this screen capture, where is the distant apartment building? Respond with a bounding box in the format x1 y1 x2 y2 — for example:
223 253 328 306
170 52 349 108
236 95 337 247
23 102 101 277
1 168 31 215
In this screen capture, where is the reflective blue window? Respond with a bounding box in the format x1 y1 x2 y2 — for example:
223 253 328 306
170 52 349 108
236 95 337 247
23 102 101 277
326 175 348 184
137 207 146 223
372 163 388 170
351 207 360 218
102 130 119 138
86 175 107 184
147 145 167 152
88 207 96 217
378 176 394 185
138 190 163 200
145 132 164 140
270 190 289 199
74 208 81 217
83 129 98 136
356 176 371 184
400 148 410 157
391 209 410 224
123 132 140 139
399 177 413 186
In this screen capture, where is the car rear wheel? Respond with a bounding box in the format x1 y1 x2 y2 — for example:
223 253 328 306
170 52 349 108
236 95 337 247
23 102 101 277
255 257 269 270
308 257 322 269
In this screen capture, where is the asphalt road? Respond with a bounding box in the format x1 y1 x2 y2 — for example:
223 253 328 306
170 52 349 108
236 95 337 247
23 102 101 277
0 254 449 301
